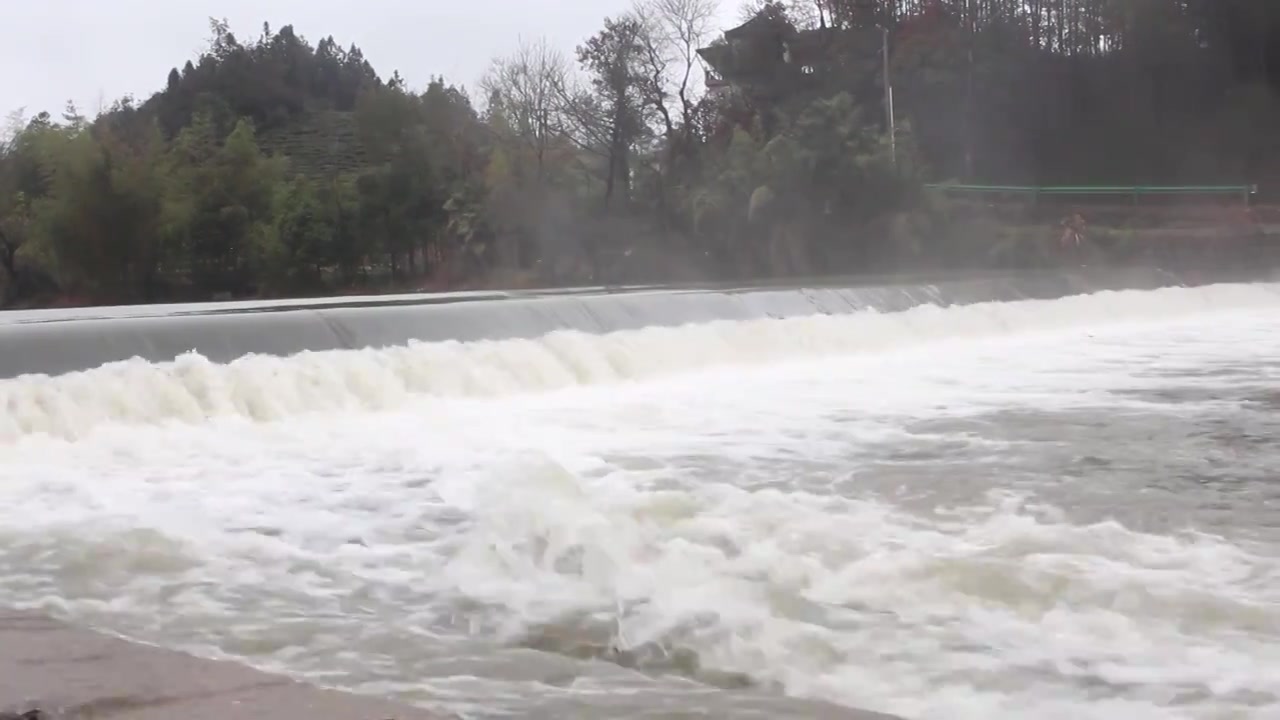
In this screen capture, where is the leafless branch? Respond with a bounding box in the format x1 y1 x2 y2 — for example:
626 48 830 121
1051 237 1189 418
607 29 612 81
633 0 720 142
480 37 571 178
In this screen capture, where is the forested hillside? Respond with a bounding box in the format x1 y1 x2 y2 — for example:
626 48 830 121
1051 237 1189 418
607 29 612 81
1 1 1277 307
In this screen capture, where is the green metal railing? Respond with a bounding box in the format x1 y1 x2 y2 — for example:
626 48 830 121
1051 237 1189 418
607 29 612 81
924 183 1258 200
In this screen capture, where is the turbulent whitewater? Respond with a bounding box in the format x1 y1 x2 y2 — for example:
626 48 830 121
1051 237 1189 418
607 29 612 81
2 281 1279 720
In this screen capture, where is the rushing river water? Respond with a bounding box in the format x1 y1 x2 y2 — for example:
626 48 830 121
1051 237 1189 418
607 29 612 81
1 283 1279 720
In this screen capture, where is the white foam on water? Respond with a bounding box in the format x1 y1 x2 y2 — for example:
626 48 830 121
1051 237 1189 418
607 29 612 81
2 281 1279 443
1 284 1279 719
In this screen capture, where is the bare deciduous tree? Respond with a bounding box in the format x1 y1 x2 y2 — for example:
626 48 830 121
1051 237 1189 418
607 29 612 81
641 0 721 143
480 38 571 180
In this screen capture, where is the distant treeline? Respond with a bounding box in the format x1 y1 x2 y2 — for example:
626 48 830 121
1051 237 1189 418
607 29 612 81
1 0 1277 306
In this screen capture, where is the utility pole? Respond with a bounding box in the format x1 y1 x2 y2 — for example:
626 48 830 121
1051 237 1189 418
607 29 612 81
878 25 897 166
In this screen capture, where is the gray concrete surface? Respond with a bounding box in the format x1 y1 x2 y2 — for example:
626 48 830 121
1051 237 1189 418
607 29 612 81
0 612 441 720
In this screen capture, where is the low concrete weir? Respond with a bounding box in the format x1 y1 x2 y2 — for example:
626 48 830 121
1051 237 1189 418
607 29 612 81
0 266 1210 380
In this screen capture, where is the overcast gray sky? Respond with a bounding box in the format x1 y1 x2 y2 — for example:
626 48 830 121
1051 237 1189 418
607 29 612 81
2 0 741 120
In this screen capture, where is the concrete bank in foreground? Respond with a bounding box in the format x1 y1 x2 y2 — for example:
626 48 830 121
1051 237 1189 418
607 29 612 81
0 612 906 720
0 612 441 720
0 266 1208 380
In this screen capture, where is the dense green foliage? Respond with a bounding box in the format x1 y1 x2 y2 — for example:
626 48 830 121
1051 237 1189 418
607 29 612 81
1 1 1277 306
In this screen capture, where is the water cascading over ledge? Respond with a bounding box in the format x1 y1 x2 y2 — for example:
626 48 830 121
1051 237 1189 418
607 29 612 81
0 267 1201 381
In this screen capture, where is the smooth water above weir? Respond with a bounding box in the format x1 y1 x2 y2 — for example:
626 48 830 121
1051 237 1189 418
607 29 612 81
2 272 1280 720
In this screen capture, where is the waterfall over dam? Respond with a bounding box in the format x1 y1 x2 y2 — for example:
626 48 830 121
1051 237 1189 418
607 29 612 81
3 265 1279 720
